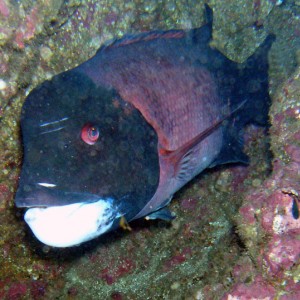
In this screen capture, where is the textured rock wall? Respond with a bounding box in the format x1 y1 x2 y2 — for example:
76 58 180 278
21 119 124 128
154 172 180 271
0 0 299 299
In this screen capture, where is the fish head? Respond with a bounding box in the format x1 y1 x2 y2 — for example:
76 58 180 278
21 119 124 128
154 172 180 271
15 71 159 247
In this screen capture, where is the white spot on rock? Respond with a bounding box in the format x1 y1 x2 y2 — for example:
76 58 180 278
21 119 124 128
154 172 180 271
0 79 7 90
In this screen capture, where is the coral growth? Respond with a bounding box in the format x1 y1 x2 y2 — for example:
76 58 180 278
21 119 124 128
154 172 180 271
232 67 300 299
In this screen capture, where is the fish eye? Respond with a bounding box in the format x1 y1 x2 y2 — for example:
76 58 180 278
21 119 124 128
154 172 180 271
81 123 100 145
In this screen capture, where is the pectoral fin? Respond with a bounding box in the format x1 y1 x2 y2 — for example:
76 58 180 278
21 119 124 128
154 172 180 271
145 207 176 221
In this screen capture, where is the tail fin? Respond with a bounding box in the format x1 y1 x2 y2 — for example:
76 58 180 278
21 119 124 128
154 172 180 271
231 34 275 128
210 34 275 168
194 4 274 129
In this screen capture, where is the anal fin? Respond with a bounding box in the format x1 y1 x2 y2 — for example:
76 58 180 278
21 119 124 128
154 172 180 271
209 124 249 168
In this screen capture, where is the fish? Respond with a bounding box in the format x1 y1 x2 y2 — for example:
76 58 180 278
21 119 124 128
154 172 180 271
15 7 274 247
292 198 299 219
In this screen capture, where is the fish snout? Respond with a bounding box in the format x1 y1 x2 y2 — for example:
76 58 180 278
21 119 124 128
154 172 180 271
15 183 103 208
15 183 57 208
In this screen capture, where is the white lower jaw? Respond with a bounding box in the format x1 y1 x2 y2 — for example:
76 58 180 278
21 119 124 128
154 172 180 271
24 199 115 247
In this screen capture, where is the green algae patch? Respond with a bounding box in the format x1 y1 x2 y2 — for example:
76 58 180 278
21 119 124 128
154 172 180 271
208 0 272 62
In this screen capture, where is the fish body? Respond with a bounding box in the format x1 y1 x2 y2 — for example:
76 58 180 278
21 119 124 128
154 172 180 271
15 12 273 247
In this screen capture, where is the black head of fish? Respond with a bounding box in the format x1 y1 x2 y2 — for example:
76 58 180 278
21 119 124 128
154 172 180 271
15 70 159 246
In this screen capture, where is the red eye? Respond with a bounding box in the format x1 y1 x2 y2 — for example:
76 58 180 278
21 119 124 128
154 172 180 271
81 123 99 145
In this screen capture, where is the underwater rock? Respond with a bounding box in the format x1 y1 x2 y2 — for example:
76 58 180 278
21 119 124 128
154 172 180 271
235 66 300 298
0 1 300 299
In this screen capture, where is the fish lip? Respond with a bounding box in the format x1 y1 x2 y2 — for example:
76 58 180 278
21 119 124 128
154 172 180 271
24 198 117 247
15 184 102 208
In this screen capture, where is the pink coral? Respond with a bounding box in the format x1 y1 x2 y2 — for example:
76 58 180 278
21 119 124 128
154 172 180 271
239 204 256 224
223 276 276 300
6 282 27 300
0 0 9 17
100 257 136 285
14 7 40 49
231 68 300 299
264 235 300 276
261 191 300 235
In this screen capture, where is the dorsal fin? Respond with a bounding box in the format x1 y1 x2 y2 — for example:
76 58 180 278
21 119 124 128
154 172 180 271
98 30 186 53
159 99 247 177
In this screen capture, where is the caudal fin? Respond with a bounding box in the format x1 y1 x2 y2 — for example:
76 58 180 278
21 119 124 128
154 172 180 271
234 34 275 127
210 33 275 168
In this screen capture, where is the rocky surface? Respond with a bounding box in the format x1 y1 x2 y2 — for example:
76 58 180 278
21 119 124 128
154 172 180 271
0 0 299 299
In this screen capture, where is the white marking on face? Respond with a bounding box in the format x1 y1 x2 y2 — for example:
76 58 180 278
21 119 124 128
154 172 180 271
39 117 69 127
39 126 64 135
37 183 57 188
24 199 115 247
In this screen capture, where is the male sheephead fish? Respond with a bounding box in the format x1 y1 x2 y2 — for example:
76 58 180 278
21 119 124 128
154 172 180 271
15 10 273 247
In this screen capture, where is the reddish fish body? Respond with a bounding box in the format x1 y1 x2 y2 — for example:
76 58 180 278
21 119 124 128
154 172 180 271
15 15 273 247
77 27 270 219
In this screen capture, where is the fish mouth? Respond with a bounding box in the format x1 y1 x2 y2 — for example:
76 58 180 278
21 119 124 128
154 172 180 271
24 198 117 247
15 184 119 247
15 183 102 208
